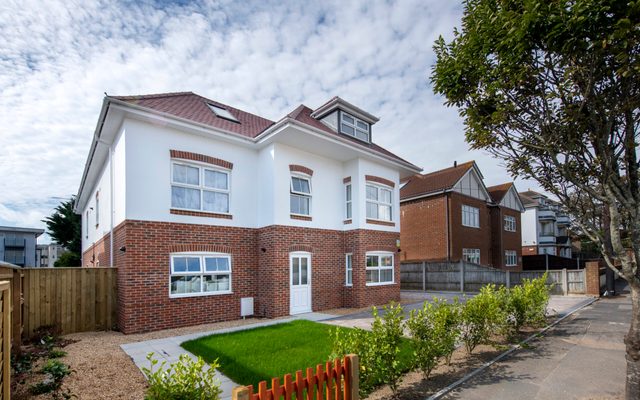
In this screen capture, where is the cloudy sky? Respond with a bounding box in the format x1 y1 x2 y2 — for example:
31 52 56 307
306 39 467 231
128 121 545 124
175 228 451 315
1 0 540 242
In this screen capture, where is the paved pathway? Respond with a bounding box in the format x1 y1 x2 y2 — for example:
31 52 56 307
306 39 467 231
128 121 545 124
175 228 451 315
440 290 629 399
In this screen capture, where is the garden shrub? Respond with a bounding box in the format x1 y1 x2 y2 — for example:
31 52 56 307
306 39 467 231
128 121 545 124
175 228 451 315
522 273 551 327
143 353 222 400
497 273 552 338
330 302 405 397
460 284 501 353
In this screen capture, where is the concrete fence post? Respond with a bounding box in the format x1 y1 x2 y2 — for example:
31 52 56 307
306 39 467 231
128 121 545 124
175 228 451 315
506 270 511 289
422 261 426 292
231 386 250 400
562 268 569 295
459 260 465 293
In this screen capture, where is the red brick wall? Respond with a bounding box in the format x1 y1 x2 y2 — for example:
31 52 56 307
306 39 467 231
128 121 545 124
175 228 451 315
103 219 400 334
399 195 448 262
82 221 127 267
585 260 601 297
522 246 538 256
448 192 492 265
489 207 523 270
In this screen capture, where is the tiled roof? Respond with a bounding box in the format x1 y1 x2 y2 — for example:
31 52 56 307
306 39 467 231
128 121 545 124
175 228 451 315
110 92 415 167
487 182 513 203
110 92 274 138
400 161 475 200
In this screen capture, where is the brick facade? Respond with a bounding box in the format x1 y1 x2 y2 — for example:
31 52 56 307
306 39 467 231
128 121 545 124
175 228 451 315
85 220 400 334
399 195 448 262
489 207 523 270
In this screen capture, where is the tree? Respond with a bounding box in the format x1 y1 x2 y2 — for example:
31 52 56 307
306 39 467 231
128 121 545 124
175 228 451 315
43 197 81 256
431 0 639 397
54 251 81 267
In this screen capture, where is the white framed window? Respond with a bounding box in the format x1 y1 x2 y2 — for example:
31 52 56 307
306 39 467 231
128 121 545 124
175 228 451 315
340 112 370 142
95 191 100 226
85 211 89 238
290 175 311 216
505 250 517 266
345 184 352 220
170 253 231 297
366 184 393 221
462 248 480 264
504 215 516 232
171 161 230 214
462 205 480 228
366 252 394 285
345 254 353 286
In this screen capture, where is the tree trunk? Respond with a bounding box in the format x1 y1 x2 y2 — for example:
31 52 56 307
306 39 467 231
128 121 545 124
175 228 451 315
625 284 640 400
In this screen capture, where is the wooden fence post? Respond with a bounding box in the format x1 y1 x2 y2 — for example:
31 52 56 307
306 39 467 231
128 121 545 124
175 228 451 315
421 261 426 291
232 386 250 400
2 282 11 400
459 260 465 293
562 268 569 295
348 354 359 400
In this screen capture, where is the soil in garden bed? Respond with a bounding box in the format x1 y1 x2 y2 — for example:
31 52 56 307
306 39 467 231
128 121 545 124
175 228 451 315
367 327 542 400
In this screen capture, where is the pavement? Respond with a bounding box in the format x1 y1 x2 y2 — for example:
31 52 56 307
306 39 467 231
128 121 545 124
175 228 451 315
440 283 630 400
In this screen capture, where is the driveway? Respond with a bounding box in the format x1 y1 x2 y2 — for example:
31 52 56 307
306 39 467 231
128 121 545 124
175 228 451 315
440 286 629 399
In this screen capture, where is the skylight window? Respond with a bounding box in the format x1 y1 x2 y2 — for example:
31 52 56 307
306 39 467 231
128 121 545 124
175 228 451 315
340 112 369 142
207 104 239 123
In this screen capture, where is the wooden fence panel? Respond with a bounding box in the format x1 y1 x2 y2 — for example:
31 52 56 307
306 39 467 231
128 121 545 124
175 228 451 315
22 268 117 338
0 281 11 400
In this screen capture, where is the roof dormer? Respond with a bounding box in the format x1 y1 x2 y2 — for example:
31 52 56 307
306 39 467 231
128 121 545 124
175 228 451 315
311 97 379 144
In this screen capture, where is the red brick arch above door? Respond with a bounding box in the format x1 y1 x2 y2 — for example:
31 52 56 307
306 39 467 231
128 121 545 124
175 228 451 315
169 244 233 254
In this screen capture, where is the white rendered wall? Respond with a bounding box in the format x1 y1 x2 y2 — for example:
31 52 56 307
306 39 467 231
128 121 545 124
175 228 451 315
521 208 538 245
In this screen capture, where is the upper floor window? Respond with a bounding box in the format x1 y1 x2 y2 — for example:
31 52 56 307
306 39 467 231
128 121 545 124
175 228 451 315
290 175 311 216
345 184 352 220
504 215 516 232
170 253 231 297
85 211 89 238
462 248 480 264
462 205 480 228
340 112 370 142
505 250 517 266
95 191 100 227
366 252 394 285
366 184 392 221
171 161 230 214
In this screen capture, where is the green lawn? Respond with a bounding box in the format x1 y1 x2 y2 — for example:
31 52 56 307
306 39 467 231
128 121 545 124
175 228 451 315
181 320 413 389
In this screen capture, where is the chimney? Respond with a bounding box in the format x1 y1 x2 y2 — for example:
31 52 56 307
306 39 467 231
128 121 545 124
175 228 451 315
454 161 457 168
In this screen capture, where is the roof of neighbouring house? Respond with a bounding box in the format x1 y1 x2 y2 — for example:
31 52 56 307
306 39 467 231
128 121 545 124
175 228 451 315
109 91 415 167
487 182 514 203
400 161 476 200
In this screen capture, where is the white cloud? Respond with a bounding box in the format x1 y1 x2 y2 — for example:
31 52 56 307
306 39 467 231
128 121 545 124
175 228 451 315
0 0 542 241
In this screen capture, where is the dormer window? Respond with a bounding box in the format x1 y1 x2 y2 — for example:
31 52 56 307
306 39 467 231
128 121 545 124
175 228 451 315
207 104 239 123
340 112 369 142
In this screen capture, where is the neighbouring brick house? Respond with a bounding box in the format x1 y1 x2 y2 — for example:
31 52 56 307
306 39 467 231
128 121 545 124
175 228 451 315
75 92 421 333
399 161 524 270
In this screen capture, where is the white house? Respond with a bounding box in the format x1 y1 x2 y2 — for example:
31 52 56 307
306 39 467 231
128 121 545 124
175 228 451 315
519 190 572 258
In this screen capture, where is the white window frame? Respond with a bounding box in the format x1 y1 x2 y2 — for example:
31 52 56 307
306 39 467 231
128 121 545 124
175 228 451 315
345 183 352 220
504 215 516 232
462 248 481 264
340 112 370 142
366 183 393 222
345 253 353 286
290 174 312 216
95 191 100 227
365 251 394 286
171 160 231 215
505 250 518 266
85 211 89 238
462 205 480 228
169 252 232 298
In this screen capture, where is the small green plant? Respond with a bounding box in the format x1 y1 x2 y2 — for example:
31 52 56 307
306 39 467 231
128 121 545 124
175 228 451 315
29 359 72 395
460 285 501 353
143 353 222 400
12 351 34 375
330 327 378 397
522 273 551 327
42 359 72 381
48 349 68 359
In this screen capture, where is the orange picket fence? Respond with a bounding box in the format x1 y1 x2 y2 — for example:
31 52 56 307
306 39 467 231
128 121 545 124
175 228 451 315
232 354 359 400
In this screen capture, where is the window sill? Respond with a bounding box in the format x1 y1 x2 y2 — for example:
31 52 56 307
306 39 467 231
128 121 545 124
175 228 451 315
366 219 395 227
366 282 395 287
170 209 233 219
462 224 480 229
170 290 232 299
343 219 352 225
345 284 353 287
291 214 312 221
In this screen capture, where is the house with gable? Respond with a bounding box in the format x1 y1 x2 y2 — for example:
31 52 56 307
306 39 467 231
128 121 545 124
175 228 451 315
75 92 421 334
399 161 524 270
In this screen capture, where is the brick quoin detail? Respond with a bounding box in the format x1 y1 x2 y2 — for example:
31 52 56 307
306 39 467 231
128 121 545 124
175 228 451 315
343 176 351 183
110 219 400 334
289 164 314 176
169 244 233 253
170 149 233 170
367 219 395 227
365 175 395 187
170 209 233 219
290 214 312 221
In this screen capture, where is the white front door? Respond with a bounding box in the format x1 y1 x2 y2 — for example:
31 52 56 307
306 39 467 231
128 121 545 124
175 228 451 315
290 253 312 314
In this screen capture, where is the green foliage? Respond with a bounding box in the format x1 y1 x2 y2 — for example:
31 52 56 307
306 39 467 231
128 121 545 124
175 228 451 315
460 285 502 353
54 251 81 267
42 359 71 381
405 297 460 379
143 353 222 400
330 303 408 396
12 351 34 375
42 196 81 255
521 273 551 327
30 359 72 395
48 349 68 359
497 274 551 338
